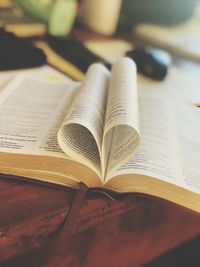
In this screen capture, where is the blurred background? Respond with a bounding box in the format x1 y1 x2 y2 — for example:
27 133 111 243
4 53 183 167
1 0 200 75
0 0 199 37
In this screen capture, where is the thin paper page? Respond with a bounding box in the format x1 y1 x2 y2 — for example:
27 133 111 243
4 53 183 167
102 57 140 178
108 91 200 194
58 63 110 177
138 66 200 105
0 73 77 157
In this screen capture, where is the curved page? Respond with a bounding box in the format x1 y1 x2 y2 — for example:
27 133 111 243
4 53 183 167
102 57 140 178
112 93 200 192
58 63 110 178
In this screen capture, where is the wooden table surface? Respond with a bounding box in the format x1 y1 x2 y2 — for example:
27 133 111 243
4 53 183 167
0 176 200 267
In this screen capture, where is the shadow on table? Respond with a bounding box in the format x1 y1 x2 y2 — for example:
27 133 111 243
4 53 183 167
145 235 200 267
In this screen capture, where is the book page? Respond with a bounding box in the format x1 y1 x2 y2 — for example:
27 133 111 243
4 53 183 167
102 57 140 178
107 90 200 194
0 71 77 157
138 66 200 106
58 63 110 177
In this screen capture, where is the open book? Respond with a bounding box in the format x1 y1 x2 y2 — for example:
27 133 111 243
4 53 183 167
0 58 200 212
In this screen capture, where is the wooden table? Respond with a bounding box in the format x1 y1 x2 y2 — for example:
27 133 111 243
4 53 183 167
0 176 200 267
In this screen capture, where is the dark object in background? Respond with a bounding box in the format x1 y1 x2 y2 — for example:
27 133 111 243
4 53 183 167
118 0 198 33
0 28 46 70
126 47 171 81
47 35 112 73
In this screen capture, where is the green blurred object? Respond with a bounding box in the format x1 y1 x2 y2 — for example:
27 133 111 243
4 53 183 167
49 0 77 36
13 0 77 36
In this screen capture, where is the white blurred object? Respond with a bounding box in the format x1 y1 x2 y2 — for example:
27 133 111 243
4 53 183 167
134 15 200 62
80 0 122 35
